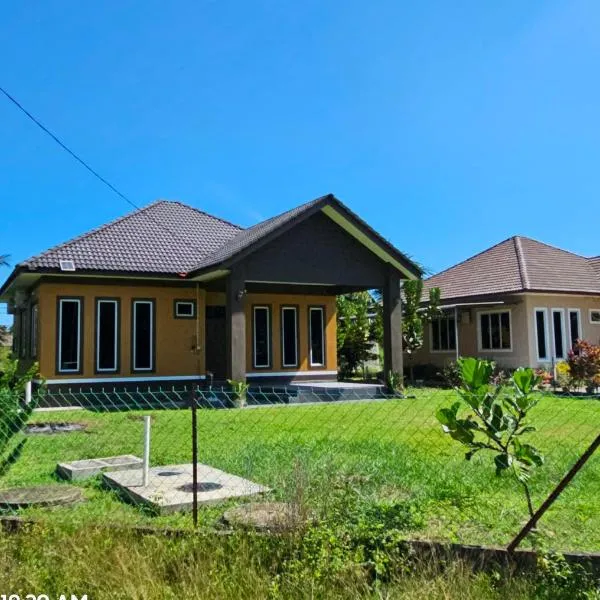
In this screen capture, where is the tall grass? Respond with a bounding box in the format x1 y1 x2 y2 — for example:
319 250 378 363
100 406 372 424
1 524 592 600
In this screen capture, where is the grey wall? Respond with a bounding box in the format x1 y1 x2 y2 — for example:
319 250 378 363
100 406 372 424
239 212 391 288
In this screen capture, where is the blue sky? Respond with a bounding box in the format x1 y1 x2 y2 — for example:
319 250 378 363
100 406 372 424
2 1 600 324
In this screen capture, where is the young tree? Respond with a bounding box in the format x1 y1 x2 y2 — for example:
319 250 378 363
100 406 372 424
437 357 544 519
336 292 379 378
402 279 441 381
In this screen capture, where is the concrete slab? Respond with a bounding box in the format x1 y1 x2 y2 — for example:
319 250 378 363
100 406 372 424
103 464 270 514
56 455 143 481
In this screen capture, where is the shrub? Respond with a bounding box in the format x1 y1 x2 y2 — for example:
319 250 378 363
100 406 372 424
566 340 600 392
554 362 572 392
436 357 543 519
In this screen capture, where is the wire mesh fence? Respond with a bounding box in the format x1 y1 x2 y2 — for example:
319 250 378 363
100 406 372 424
0 382 598 552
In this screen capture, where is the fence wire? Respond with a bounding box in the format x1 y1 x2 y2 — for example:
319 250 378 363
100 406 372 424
0 383 598 552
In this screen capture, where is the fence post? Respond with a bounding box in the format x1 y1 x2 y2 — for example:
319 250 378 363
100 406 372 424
507 432 600 553
190 388 199 528
25 380 32 405
142 415 151 487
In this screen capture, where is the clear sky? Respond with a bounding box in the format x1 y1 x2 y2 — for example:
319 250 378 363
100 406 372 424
2 1 600 325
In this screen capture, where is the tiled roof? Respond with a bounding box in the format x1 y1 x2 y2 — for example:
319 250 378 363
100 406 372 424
13 195 420 279
424 236 600 302
191 195 329 272
19 201 242 274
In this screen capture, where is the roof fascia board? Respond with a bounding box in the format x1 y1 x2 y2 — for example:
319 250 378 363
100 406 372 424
321 205 419 279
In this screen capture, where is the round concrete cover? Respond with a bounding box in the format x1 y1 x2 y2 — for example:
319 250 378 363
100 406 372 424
0 485 84 509
223 502 307 532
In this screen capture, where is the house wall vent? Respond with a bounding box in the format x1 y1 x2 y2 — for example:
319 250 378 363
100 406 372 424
59 260 76 272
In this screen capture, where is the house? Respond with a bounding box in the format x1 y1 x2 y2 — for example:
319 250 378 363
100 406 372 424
0 194 421 390
414 236 600 370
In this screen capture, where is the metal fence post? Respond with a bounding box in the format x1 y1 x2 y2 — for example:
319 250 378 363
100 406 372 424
507 432 600 553
190 388 199 528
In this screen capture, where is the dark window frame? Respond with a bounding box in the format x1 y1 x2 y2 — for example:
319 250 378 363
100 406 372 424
478 310 512 352
56 297 84 375
95 297 121 374
174 299 197 319
280 305 299 368
430 314 457 352
131 298 156 373
308 305 326 368
252 304 272 369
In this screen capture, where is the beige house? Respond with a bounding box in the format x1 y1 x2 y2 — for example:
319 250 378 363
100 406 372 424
413 236 600 370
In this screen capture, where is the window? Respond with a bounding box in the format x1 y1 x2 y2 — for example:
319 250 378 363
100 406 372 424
96 299 119 373
479 310 511 351
590 309 600 325
58 298 82 373
551 309 566 360
281 306 298 367
132 300 154 372
568 309 581 350
174 300 196 319
534 308 548 361
430 314 456 352
309 306 326 367
30 304 38 358
253 306 271 368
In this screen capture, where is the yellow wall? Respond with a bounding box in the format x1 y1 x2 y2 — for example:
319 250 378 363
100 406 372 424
35 282 337 379
244 293 337 373
37 281 205 379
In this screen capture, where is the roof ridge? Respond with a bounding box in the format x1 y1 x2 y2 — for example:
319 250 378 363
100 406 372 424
513 236 530 289
425 236 517 282
20 200 166 267
515 234 590 259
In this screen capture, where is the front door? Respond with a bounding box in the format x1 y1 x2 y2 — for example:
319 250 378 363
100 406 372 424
205 305 227 381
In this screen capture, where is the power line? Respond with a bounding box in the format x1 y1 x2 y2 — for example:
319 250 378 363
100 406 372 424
0 85 206 259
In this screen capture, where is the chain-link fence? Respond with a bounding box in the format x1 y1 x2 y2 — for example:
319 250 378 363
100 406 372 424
0 382 598 552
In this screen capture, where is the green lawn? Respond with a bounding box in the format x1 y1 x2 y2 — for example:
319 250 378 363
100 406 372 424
2 388 599 552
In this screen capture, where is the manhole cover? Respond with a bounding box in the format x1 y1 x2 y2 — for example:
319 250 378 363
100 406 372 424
0 485 84 509
222 502 308 532
178 482 222 493
26 422 86 435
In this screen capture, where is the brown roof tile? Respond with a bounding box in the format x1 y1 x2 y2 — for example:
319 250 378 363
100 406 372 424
424 236 600 302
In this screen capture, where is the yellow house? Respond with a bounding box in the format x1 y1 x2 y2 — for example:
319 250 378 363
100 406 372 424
1 195 421 391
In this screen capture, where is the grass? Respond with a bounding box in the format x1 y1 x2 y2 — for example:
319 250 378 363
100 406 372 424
1 388 599 552
1 524 597 599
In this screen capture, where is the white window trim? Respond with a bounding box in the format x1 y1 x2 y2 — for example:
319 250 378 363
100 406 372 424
96 299 119 373
58 298 82 373
429 314 457 354
589 309 600 325
309 307 326 367
551 308 566 360
477 309 513 353
567 308 582 351
133 300 154 372
253 305 271 369
533 307 550 362
175 300 195 318
281 306 298 368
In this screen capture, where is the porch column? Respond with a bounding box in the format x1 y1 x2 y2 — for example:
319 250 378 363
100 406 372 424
226 267 247 382
383 268 403 380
